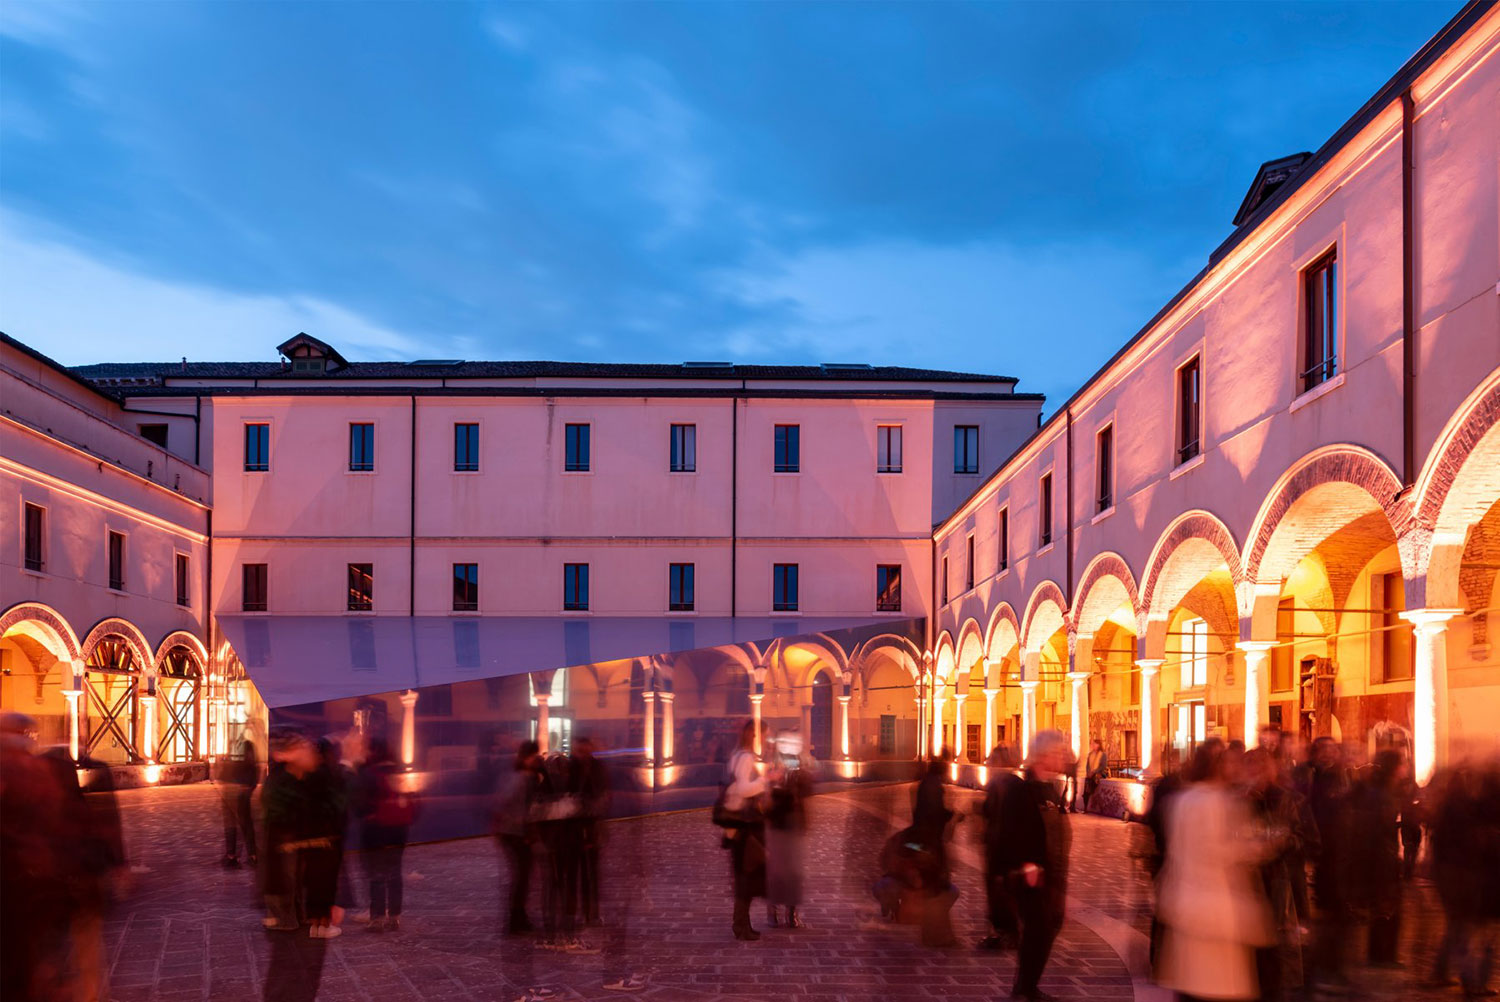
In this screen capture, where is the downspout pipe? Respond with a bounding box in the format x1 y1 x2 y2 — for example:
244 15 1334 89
1065 407 1075 603
731 390 739 618
410 395 417 618
1401 88 1417 489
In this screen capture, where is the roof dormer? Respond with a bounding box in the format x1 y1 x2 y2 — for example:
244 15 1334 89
1232 152 1313 227
276 332 348 375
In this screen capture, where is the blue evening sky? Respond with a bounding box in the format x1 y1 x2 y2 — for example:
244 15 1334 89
0 1 1458 405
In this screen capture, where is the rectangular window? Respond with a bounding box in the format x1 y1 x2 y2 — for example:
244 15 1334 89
139 423 169 448
876 564 902 612
774 424 800 473
244 423 270 472
1302 249 1338 392
23 503 44 572
966 534 975 590
878 715 896 755
454 423 479 472
670 423 697 473
175 553 190 607
349 422 375 472
877 425 903 473
954 425 979 474
998 507 1009 572
1177 356 1202 464
242 563 268 612
1096 424 1114 512
563 563 590 611
966 723 981 765
1374 571 1413 683
452 563 479 612
941 556 950 605
669 562 695 611
347 563 374 612
1181 617 1209 689
108 531 125 591
565 423 591 472
772 563 799 611
1039 473 1053 546
1271 598 1295 692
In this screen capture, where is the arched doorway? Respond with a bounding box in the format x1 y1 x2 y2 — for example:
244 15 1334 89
84 636 142 764
0 608 78 748
810 673 833 760
157 645 202 763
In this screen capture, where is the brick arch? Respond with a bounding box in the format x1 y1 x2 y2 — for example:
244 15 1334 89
1141 510 1244 622
984 602 1021 662
1073 552 1141 636
1244 446 1412 586
1417 375 1500 610
0 602 82 662
933 630 956 681
1416 375 1500 532
80 617 154 674
852 633 922 684
154 631 209 669
1021 580 1069 654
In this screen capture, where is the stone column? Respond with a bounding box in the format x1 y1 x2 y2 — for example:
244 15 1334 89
659 692 675 764
400 688 420 767
914 685 927 761
1237 641 1277 748
1401 609 1461 785
953 692 969 763
983 686 998 761
140 692 158 764
1067 671 1090 760
751 666 767 757
931 684 947 757
641 689 656 765
838 693 852 759
1019 680 1039 759
1136 659 1163 773
63 660 84 762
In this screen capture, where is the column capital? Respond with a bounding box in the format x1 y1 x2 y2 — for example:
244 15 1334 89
747 692 763 705
1400 608 1463 633
982 687 1000 697
641 690 657 702
952 692 968 703
400 689 420 708
1019 679 1041 692
1135 658 1164 676
1066 671 1090 684
1236 640 1278 654
658 692 675 704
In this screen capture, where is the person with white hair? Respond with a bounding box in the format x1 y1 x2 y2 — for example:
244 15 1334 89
991 729 1073 1002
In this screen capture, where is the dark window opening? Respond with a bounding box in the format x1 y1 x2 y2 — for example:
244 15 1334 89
1039 473 1054 546
564 563 590 611
998 507 1009 572
244 423 270 472
454 423 479 472
23 503 44 572
1177 357 1202 464
242 564 268 612
139 424 169 448
876 564 902 612
877 425 902 473
941 556 950 605
954 425 979 474
1302 249 1338 392
565 423 591 472
966 535 975 590
453 563 479 612
669 562 695 611
349 422 375 472
108 531 125 591
1096 425 1114 512
772 563 799 611
175 553 190 607
347 563 374 611
670 424 696 472
774 425 800 473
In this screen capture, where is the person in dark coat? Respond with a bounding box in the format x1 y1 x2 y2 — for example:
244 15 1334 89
1349 749 1406 967
219 736 260 868
1246 747 1319 1002
493 740 541 935
1296 737 1352 993
260 729 321 933
913 747 954 844
979 744 1021 951
356 737 415 932
572 736 610 927
993 730 1072 1002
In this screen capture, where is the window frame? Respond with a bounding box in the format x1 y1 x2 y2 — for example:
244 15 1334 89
954 425 980 475
139 423 169 448
347 562 374 612
941 555 950 605
453 422 480 473
669 423 697 473
244 422 270 473
773 424 801 474
107 530 126 592
876 563 902 613
564 423 592 473
348 422 376 473
1180 616 1209 689
175 552 191 607
1175 355 1203 466
997 506 1009 573
1095 423 1114 513
772 562 800 612
1039 472 1054 547
452 562 479 613
1300 247 1339 394
965 533 975 591
876 424 903 474
22 501 45 573
242 563 268 613
1373 571 1414 684
563 563 590 611
668 562 695 611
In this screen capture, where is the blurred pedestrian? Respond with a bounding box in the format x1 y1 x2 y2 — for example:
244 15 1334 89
261 729 319 933
300 737 350 939
219 735 260 868
1157 738 1273 1002
718 719 768 941
993 729 1072 1002
765 733 813 929
1349 749 1406 967
978 744 1021 952
1297 736 1353 993
494 740 541 935
913 747 953 844
356 737 415 933
1246 747 1317 1002
572 737 610 928
1082 739 1108 814
2 714 69 1001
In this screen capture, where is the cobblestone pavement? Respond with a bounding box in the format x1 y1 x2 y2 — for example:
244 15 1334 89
99 782 1459 1002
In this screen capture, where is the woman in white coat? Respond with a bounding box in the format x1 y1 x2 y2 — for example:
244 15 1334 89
1156 739 1274 1001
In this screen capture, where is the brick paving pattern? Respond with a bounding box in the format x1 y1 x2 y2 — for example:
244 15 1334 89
100 782 1460 1002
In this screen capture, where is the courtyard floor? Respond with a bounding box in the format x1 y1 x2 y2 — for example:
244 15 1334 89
100 781 1458 1002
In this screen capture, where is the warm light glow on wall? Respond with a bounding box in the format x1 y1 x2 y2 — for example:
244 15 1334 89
144 763 162 784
